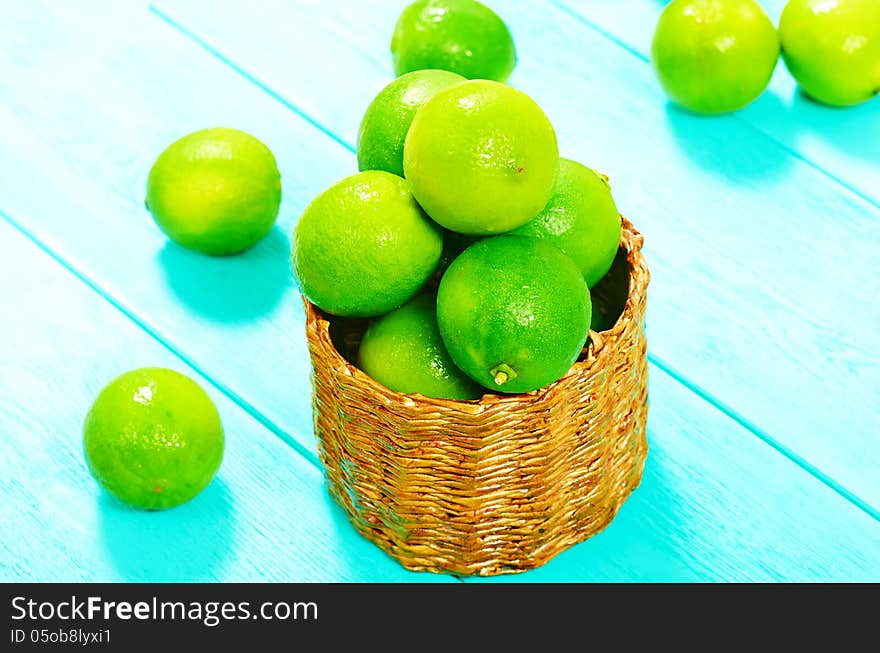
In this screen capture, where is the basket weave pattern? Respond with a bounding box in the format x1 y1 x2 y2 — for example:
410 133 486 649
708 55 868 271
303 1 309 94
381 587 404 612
304 217 649 576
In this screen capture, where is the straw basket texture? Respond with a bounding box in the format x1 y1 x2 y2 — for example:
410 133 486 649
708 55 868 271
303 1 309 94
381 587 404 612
303 216 649 576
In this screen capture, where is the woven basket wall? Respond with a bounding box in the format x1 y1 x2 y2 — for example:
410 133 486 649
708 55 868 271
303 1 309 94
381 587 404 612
304 216 649 576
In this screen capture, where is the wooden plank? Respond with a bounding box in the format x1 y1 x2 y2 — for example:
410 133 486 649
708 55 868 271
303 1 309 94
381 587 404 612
0 219 449 582
554 0 880 206
3 219 878 583
151 0 880 513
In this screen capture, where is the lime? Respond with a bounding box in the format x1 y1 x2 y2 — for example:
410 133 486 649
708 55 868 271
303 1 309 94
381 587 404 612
292 171 442 317
437 236 591 393
651 0 779 114
511 159 621 288
404 80 558 235
432 229 479 283
780 0 880 107
145 128 281 256
358 294 483 400
83 368 224 510
358 70 466 177
391 0 517 82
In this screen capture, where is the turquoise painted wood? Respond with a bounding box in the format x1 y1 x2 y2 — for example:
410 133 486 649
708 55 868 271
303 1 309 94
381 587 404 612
0 219 449 583
150 0 880 512
0 0 878 582
555 0 880 207
0 0 354 463
479 364 880 582
3 217 878 583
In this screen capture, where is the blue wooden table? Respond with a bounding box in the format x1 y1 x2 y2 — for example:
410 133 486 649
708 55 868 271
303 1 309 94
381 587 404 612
1 0 878 582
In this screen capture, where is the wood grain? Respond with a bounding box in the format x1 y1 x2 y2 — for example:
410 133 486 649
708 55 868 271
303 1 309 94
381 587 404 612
151 0 880 513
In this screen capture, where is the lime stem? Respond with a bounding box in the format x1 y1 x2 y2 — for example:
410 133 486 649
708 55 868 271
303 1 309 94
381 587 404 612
489 363 517 386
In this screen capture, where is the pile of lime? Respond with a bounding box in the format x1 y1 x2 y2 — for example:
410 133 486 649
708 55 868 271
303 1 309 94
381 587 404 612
293 0 623 400
651 0 879 113
82 0 627 510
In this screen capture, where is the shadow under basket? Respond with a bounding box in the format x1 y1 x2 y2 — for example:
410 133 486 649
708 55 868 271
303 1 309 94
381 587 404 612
304 216 650 576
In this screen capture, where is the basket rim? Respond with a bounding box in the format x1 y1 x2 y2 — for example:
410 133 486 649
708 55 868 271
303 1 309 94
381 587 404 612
303 215 649 411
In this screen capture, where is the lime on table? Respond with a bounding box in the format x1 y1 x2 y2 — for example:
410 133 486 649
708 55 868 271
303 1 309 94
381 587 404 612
780 0 880 107
437 236 591 393
146 127 281 256
391 0 517 82
292 170 443 317
358 293 483 400
511 159 621 288
83 367 224 510
651 0 779 114
404 80 558 235
358 69 465 177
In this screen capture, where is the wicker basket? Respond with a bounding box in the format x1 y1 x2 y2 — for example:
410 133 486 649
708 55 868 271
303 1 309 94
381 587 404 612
303 216 649 576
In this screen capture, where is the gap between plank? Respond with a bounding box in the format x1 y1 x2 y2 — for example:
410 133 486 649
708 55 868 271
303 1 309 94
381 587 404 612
649 353 880 521
549 0 880 213
150 6 354 154
148 6 357 153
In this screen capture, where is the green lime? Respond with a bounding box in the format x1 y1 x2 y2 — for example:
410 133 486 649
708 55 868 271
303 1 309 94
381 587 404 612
83 368 224 510
146 128 281 255
437 236 591 393
432 229 479 283
780 0 880 107
404 80 558 235
651 0 780 114
391 0 517 82
510 159 621 288
358 70 466 177
358 294 483 400
292 171 442 317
